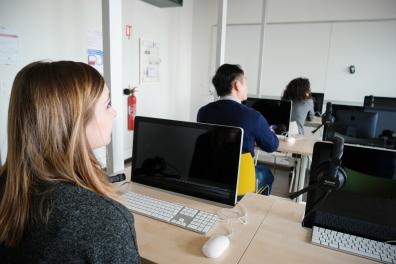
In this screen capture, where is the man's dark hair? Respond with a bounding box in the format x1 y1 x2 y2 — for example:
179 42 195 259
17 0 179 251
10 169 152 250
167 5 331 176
282 77 311 101
212 64 244 97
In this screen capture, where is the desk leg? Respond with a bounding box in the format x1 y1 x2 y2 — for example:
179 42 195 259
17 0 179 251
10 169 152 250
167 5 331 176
296 155 308 203
293 156 301 194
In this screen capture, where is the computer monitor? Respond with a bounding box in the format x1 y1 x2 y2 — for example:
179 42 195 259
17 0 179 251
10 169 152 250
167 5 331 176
323 104 365 141
243 97 292 136
364 95 396 112
311 92 324 116
304 141 396 242
331 103 364 117
363 96 396 146
364 108 396 137
131 116 243 206
333 109 378 139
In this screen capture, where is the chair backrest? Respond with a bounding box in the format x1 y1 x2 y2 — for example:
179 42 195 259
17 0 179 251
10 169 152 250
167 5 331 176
237 153 256 196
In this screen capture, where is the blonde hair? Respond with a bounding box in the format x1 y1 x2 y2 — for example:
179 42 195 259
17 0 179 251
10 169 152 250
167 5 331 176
0 61 118 246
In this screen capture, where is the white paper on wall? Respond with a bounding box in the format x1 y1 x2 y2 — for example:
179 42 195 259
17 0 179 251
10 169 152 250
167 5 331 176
0 27 21 65
86 30 103 69
140 39 161 83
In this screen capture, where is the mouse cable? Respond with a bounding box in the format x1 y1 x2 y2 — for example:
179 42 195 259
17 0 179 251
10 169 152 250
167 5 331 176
217 203 248 238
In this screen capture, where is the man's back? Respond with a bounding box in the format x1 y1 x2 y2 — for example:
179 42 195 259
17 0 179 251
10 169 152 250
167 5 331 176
197 99 278 156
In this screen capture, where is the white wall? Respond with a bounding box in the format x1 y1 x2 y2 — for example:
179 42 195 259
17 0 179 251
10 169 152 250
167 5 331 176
326 20 396 102
2 0 396 164
190 0 265 122
261 22 332 97
121 0 193 159
190 0 218 121
190 0 396 117
227 0 263 24
267 0 396 23
0 0 102 163
0 0 193 164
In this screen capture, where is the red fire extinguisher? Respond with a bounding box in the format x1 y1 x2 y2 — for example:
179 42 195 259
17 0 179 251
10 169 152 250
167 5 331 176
124 87 137 131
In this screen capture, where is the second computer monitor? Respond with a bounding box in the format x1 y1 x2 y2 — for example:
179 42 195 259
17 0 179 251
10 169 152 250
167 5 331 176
334 109 378 139
365 108 396 139
331 104 364 117
311 92 324 116
304 141 396 242
364 95 396 112
243 97 292 136
364 96 396 138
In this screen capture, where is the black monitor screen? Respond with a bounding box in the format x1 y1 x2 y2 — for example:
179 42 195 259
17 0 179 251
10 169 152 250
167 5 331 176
364 95 396 112
311 92 324 116
243 98 292 135
334 109 378 138
331 104 364 117
304 142 396 242
364 108 396 138
131 116 243 206
324 104 364 141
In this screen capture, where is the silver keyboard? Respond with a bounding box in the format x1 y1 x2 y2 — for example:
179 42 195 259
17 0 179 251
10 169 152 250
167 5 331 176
312 226 396 263
121 191 218 234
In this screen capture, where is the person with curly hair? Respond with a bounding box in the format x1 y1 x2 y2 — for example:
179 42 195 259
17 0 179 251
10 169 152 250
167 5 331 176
282 77 315 135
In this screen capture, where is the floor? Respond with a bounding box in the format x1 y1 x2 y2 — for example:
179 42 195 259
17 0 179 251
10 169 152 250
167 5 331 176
266 164 292 198
266 162 310 202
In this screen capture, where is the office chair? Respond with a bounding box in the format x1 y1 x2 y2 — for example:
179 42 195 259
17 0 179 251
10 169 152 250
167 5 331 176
237 153 256 199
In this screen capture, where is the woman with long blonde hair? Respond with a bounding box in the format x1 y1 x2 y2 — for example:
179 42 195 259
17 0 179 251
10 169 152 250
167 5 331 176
0 61 140 263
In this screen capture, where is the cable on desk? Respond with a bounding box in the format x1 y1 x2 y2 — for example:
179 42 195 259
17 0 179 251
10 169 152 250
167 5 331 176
217 203 248 238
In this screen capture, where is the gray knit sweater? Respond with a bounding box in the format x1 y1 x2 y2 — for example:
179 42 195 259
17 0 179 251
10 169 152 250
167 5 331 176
1 182 140 264
291 98 315 135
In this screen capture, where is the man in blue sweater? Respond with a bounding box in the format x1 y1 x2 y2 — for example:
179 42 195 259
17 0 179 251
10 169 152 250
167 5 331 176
197 64 279 195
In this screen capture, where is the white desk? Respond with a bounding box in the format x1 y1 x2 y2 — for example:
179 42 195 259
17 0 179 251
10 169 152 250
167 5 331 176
277 136 320 202
304 116 322 127
238 197 375 264
122 183 375 264
127 183 272 264
304 116 323 139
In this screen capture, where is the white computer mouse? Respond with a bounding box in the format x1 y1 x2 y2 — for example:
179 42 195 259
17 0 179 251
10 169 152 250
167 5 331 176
202 235 230 258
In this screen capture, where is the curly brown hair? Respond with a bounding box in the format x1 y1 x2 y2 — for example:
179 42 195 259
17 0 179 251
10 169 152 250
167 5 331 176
282 77 311 101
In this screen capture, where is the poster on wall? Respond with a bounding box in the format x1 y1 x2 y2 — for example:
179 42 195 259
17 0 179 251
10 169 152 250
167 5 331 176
0 27 21 65
87 48 103 66
86 30 103 69
140 39 161 83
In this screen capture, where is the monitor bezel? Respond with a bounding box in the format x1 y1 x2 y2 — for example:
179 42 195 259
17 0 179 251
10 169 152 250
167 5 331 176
334 109 378 139
304 141 396 241
131 116 244 206
363 95 396 112
311 92 324 116
243 97 293 136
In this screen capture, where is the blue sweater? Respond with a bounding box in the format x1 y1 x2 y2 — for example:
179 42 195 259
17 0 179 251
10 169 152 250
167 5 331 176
197 99 279 156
